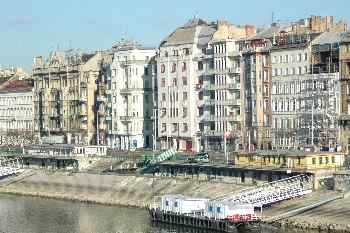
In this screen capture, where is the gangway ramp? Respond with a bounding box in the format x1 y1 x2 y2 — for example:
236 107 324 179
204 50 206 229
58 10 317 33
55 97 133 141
138 148 176 174
216 175 313 207
149 148 176 164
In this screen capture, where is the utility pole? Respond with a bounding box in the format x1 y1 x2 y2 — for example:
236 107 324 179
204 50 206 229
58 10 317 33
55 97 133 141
224 132 228 165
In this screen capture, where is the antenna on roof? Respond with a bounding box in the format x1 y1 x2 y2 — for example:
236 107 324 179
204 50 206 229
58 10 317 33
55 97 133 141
272 12 275 25
194 11 199 19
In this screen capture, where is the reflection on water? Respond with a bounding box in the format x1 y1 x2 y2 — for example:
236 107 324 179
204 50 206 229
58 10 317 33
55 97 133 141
0 194 309 233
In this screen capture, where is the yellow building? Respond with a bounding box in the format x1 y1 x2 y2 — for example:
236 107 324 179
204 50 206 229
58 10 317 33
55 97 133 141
234 150 346 171
33 50 111 145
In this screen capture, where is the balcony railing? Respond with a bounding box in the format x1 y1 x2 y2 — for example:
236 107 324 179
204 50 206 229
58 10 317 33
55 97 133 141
97 96 107 102
119 116 132 121
79 108 87 116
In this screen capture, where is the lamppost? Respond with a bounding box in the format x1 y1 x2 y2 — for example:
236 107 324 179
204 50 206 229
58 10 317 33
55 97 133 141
152 108 158 151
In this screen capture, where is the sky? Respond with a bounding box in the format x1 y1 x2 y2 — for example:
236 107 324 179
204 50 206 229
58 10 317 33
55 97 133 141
0 0 349 72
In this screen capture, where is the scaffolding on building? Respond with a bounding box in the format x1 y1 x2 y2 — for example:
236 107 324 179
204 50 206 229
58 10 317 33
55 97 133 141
296 69 339 148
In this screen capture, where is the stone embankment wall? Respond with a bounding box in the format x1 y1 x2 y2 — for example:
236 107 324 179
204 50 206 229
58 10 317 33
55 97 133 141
0 171 248 208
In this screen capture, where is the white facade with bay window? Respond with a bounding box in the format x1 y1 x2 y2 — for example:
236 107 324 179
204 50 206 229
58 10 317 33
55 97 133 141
106 40 156 150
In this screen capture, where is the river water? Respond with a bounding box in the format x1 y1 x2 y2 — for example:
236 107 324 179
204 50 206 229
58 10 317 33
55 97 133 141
0 194 300 233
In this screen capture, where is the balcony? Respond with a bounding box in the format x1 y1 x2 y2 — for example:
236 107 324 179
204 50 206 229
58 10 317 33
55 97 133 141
119 61 131 67
203 83 217 90
80 124 88 130
195 84 203 91
227 83 241 90
120 116 132 121
98 110 107 117
79 96 87 103
80 116 88 122
80 82 87 88
67 65 79 73
227 67 241 74
204 99 216 106
48 67 59 73
99 124 107 131
205 115 217 122
201 114 242 122
230 115 242 122
97 96 107 102
50 112 60 119
203 130 224 137
221 99 241 106
79 108 87 116
204 67 241 76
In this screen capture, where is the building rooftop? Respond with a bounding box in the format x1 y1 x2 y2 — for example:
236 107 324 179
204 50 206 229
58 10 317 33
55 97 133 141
160 19 206 46
111 38 155 51
312 31 348 45
247 25 290 41
0 79 33 94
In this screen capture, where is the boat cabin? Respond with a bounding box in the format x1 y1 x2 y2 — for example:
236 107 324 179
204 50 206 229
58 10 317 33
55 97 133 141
205 201 255 220
161 195 209 214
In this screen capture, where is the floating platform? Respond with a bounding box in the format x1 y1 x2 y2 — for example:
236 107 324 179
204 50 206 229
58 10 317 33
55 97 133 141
148 208 261 233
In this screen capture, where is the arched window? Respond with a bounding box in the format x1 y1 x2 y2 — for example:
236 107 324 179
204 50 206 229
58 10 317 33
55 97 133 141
160 64 165 73
171 63 176 73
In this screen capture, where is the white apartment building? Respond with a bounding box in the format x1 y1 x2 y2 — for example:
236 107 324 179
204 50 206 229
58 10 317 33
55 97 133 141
0 81 34 134
106 40 156 150
157 18 255 152
271 36 310 149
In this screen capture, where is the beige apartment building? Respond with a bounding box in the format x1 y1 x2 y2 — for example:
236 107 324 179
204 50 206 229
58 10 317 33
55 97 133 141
32 50 111 145
157 18 255 152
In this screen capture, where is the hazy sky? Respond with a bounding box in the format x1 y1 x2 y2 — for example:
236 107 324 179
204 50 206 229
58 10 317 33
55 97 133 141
0 0 349 72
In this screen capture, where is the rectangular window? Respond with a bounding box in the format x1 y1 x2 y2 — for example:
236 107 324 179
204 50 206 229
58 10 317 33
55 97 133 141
182 77 187 86
312 158 316 165
325 157 329 164
272 56 276 64
183 123 188 132
319 157 323 164
183 92 188 101
183 108 188 117
332 156 336 163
